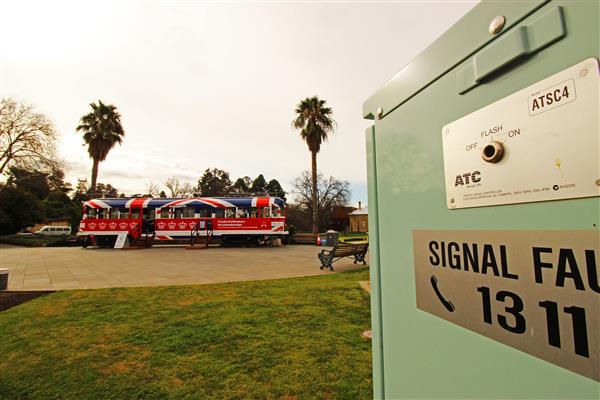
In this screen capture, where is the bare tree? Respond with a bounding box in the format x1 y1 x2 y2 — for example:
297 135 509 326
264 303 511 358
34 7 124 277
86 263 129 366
291 170 350 231
180 182 195 197
164 176 194 197
0 98 58 175
145 181 161 197
164 177 180 197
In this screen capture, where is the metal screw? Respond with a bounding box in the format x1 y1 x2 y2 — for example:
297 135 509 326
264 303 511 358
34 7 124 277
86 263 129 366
376 107 383 120
450 198 455 204
489 15 505 35
580 69 588 77
595 179 600 187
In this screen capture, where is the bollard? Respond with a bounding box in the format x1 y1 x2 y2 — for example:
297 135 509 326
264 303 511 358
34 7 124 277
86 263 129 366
0 269 8 290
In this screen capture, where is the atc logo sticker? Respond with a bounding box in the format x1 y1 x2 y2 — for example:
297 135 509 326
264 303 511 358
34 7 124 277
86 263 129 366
454 171 482 186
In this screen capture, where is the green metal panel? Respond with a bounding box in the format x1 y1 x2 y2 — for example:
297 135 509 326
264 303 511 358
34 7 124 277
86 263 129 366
458 5 566 93
364 0 600 399
366 126 384 399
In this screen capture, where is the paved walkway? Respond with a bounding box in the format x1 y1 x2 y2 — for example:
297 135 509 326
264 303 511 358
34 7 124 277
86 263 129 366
0 244 367 291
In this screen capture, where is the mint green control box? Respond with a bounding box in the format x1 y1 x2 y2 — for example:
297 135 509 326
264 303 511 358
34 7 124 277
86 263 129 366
363 1 599 398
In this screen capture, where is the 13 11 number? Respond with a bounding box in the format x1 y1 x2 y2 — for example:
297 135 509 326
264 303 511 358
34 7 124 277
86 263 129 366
477 287 589 358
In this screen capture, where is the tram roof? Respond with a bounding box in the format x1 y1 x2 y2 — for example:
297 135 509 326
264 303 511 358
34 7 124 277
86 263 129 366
84 197 285 209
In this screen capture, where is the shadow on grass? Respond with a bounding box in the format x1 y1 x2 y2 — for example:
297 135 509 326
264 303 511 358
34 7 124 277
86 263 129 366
0 291 55 312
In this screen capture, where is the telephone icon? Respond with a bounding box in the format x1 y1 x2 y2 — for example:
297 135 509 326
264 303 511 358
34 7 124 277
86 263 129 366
430 275 455 312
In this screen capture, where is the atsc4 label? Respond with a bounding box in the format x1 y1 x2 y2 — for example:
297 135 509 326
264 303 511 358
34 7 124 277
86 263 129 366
529 78 577 116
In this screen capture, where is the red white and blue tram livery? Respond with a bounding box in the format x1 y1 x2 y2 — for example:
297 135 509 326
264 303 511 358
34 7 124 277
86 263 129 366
79 196 287 246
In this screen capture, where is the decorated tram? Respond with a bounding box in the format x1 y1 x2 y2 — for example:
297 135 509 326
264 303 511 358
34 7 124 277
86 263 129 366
78 196 287 247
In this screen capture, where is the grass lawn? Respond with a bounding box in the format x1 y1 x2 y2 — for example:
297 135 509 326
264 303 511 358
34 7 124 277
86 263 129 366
0 269 372 400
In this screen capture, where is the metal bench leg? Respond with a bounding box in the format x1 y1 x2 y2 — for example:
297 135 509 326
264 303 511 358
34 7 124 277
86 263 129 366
355 254 367 265
318 254 327 270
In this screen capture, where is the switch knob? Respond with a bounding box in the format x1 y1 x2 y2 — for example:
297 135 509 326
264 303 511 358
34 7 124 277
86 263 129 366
482 141 504 163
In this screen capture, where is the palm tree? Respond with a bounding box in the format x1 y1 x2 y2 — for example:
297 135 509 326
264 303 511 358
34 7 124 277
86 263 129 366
76 100 125 194
292 96 335 233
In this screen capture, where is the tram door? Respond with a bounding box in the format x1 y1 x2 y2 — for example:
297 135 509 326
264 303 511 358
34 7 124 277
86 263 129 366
142 208 155 233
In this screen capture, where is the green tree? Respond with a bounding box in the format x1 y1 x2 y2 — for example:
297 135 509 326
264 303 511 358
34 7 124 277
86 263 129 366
94 183 119 198
0 185 45 234
265 179 286 200
292 96 335 233
76 100 125 194
6 166 50 200
251 174 266 194
197 168 232 196
44 190 81 231
232 177 251 194
47 166 72 193
72 181 89 204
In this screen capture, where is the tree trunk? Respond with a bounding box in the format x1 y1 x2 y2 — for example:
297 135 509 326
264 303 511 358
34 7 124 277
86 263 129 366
90 158 99 195
311 151 318 234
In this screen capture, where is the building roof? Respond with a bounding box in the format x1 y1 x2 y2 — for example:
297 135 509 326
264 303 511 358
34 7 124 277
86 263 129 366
350 206 368 215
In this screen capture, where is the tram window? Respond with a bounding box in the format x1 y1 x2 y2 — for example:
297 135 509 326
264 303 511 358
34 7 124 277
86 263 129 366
160 208 169 218
143 208 154 220
109 208 123 219
175 208 184 219
182 207 195 218
224 208 236 218
237 208 249 218
130 209 141 219
88 208 98 218
272 207 281 217
262 207 271 217
214 209 224 218
250 207 258 218
198 209 209 217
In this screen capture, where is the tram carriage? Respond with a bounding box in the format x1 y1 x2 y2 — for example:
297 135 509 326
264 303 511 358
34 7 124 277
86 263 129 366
78 196 287 247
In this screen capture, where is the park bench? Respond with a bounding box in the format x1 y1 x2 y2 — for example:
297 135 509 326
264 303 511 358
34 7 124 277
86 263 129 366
318 243 369 271
293 233 318 245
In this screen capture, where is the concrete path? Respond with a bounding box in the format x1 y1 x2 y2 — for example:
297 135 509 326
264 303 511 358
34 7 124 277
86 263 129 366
0 244 367 291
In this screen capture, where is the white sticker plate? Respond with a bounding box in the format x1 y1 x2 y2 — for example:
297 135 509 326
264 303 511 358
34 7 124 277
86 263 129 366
442 58 600 209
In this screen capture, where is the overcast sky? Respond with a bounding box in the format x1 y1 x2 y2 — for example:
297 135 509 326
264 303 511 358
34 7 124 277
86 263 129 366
1 0 477 205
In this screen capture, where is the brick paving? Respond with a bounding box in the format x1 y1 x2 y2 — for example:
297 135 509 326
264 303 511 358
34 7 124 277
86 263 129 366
0 244 367 291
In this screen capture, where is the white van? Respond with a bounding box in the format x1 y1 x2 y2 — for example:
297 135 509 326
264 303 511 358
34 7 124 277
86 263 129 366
36 226 72 236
